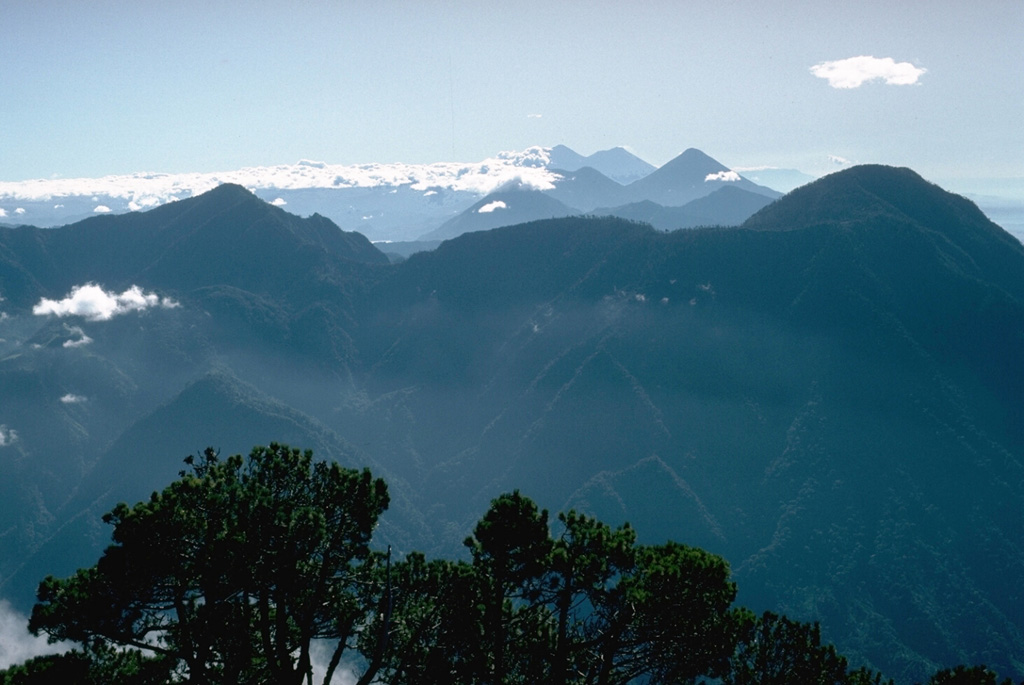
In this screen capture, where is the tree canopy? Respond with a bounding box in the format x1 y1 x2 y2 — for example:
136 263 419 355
9 443 1016 685
28 444 389 685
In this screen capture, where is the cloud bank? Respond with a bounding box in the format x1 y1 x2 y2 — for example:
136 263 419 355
810 56 926 88
0 147 560 206
33 284 179 322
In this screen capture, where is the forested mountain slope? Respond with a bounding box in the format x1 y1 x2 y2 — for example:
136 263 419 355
0 166 1021 682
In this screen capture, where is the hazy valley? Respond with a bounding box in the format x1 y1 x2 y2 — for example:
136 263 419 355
0 149 1022 682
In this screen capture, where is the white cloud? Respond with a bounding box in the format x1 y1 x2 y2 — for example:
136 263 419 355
0 209 6 217
810 56 926 89
62 324 93 348
14 208 25 215
829 155 853 166
93 205 112 213
33 284 179 322
60 393 88 404
0 599 69 668
0 147 562 206
477 200 508 213
0 426 17 447
270 198 287 206
705 170 741 182
527 113 543 119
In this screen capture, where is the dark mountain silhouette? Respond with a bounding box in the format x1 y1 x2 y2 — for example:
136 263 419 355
1 169 1022 682
0 183 387 307
625 148 781 206
418 188 579 241
744 165 1024 292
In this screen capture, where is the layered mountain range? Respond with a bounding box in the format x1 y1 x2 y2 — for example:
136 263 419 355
0 146 779 244
0 165 1022 682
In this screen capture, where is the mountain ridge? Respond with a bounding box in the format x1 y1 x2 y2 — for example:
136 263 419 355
0 167 1022 681
548 144 656 184
0 184 387 306
0 146 777 242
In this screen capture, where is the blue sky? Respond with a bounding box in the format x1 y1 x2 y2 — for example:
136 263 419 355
2 1 1022 184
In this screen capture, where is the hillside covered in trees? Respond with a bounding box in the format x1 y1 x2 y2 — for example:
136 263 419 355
0 166 1022 681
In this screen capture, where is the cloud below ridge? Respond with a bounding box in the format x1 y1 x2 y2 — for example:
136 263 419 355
705 171 741 182
477 200 508 213
33 284 179 322
0 426 17 447
810 56 926 88
62 324 93 348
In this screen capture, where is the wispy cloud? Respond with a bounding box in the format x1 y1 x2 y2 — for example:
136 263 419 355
33 284 179 322
527 113 543 119
60 393 88 404
62 324 93 348
0 426 17 447
477 200 508 213
810 56 926 89
705 170 740 182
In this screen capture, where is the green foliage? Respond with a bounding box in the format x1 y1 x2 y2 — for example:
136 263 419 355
29 443 389 685
358 552 485 684
378 492 747 685
0 644 174 685
923 664 1019 685
545 510 637 685
465 490 554 684
16 445 907 685
725 611 895 685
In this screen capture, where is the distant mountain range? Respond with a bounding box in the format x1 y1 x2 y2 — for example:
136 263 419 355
547 144 656 184
1 165 1022 682
0 146 781 243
